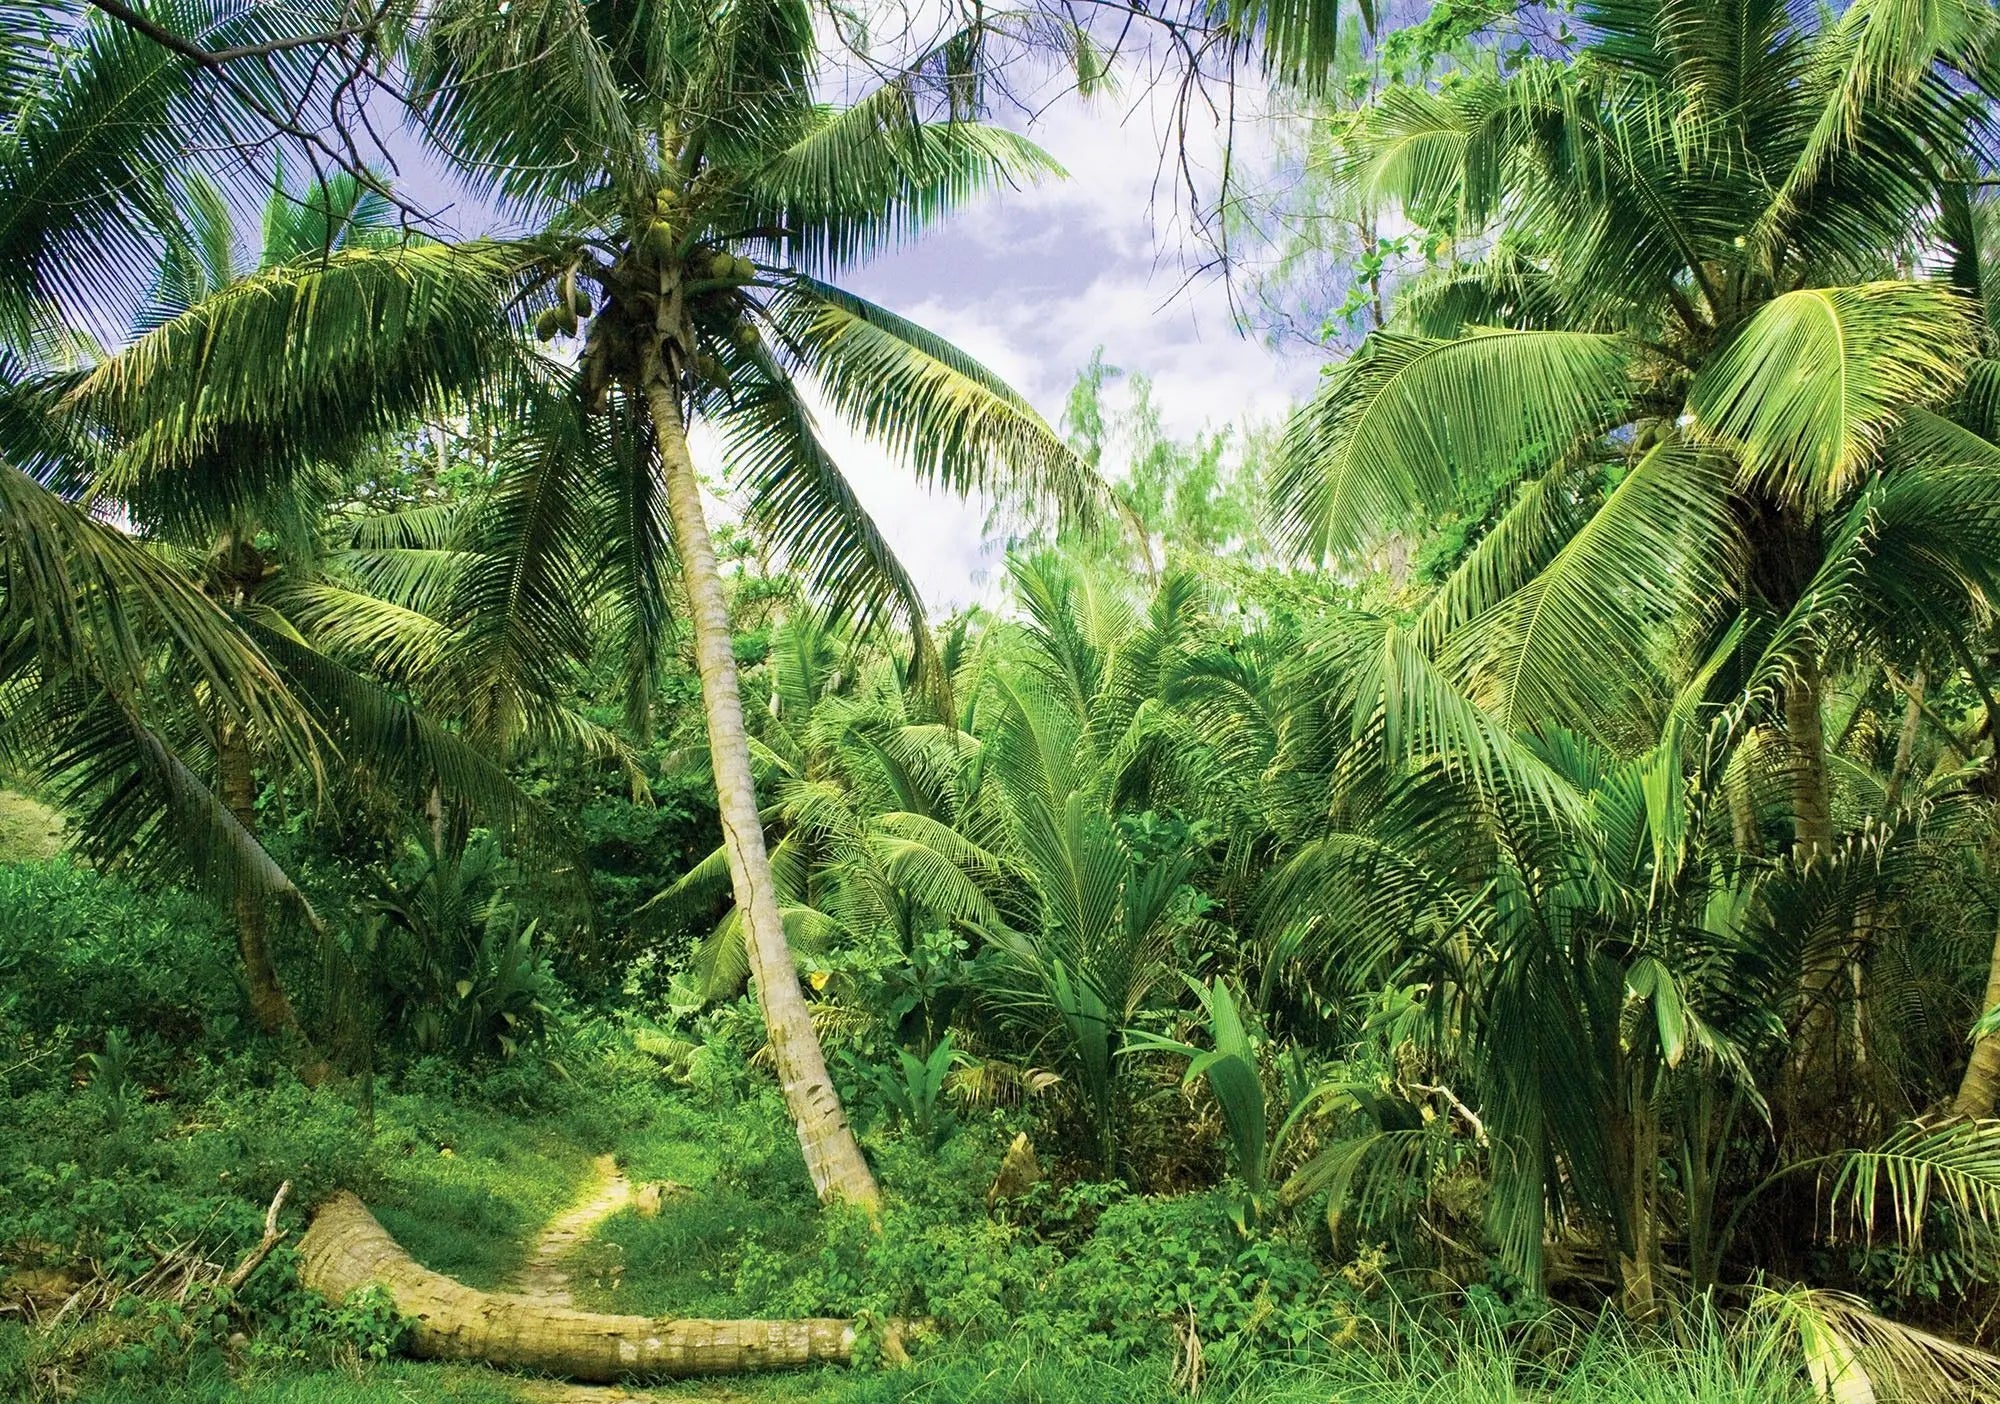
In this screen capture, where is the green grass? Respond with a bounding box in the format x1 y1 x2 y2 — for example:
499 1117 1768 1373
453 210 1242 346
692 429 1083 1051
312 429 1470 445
0 789 64 864
571 1093 819 1318
46 1360 530 1403
27 1323 1817 1404
368 1089 607 1290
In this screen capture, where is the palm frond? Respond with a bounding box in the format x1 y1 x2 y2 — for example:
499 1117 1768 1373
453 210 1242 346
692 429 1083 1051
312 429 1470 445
743 82 1062 272
1688 282 1976 508
766 275 1110 529
1270 328 1638 562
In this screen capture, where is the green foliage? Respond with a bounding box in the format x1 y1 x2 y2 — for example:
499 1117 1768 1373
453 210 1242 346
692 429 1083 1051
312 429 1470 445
11 0 2000 1391
864 1032 964 1149
0 861 241 1048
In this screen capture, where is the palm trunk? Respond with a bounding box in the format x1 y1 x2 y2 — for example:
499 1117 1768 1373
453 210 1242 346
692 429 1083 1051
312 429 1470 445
1953 911 2000 1119
639 340 879 1212
300 1192 859 1378
217 723 301 1038
1882 669 1925 814
1786 655 1854 1134
1618 1093 1661 1322
1786 655 1833 860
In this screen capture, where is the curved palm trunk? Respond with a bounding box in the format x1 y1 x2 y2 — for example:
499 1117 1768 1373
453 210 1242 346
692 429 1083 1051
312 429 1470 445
300 1191 859 1378
639 342 880 1212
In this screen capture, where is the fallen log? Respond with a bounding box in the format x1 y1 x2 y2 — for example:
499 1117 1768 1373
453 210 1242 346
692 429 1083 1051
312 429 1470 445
298 1191 856 1380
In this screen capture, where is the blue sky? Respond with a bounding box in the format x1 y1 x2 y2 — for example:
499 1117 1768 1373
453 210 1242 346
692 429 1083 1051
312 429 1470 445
392 56 1327 608
829 80 1326 604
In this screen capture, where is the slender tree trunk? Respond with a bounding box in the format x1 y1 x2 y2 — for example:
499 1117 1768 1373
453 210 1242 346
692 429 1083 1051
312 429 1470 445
1729 763 1763 857
1786 655 1833 860
1613 1059 1661 1322
1883 668 1925 814
217 722 302 1038
638 340 880 1212
1786 654 1857 1141
1953 912 2000 1119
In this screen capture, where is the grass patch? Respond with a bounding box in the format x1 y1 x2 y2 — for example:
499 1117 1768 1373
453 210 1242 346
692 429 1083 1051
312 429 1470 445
0 789 63 865
368 1089 605 1290
572 1092 819 1318
54 1361 528 1403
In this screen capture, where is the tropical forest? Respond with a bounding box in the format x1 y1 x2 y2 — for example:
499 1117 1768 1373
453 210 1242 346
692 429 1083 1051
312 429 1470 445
8 0 2000 1400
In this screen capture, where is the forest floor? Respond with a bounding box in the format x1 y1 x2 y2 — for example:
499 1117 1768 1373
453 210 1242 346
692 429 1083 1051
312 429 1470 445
0 860 1829 1404
0 789 63 863
475 1156 741 1404
504 1154 633 1308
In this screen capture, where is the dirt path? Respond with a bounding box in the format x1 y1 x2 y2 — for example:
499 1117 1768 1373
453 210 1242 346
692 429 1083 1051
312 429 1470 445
492 1158 737 1402
442 1158 755 1401
503 1154 632 1307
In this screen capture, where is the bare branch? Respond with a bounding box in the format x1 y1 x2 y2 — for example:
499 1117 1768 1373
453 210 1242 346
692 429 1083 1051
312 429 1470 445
84 0 389 67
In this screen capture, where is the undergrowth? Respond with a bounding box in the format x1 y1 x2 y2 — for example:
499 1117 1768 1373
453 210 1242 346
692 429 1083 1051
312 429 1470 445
0 859 1868 1403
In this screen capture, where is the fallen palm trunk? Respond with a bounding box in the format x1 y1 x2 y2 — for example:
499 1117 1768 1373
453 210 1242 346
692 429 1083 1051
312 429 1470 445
299 1192 855 1380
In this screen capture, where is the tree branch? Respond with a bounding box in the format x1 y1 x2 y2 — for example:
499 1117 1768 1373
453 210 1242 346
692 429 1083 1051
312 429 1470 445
84 0 384 67
225 1179 291 1295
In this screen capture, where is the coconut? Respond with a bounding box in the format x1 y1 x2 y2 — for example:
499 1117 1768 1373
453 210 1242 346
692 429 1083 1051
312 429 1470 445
533 307 561 341
734 323 760 349
571 289 593 318
731 254 756 281
645 221 676 259
706 249 735 280
695 352 722 382
653 186 677 213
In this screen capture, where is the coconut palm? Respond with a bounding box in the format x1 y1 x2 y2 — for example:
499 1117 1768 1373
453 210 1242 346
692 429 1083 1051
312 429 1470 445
13 163 588 1050
0 3 369 870
390 0 1106 1207
23 0 1104 1208
1269 0 2000 1119
1272 0 2000 810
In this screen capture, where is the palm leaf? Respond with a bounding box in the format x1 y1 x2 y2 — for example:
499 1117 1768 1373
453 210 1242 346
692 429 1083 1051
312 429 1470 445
1270 328 1638 562
1687 281 1975 507
766 275 1109 528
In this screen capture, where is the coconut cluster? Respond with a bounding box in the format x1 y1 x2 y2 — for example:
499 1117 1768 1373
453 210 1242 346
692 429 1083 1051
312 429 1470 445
534 267 594 341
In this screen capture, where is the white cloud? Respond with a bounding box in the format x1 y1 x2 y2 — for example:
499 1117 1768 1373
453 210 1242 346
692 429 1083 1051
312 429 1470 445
790 73 1324 610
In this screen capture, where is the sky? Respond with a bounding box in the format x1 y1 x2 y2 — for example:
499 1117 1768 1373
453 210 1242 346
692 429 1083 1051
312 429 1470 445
828 76 1326 605
395 43 1330 611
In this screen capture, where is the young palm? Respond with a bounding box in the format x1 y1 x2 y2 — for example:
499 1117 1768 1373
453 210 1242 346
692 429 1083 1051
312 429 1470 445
1272 0 2000 846
30 173 576 1048
397 0 1104 1206
651 611 1005 1006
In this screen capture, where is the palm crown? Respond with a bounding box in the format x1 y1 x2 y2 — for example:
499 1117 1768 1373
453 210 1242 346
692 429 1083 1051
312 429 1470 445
1273 0 2000 767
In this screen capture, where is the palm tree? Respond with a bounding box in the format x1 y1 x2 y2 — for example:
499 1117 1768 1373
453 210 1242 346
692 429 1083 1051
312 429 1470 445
0 4 361 894
1270 0 2000 1108
2 0 1095 1202
122 171 408 1037
391 0 1104 1207
13 164 582 1050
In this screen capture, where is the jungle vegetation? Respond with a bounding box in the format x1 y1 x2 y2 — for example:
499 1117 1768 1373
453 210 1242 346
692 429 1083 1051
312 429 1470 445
6 0 2000 1401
